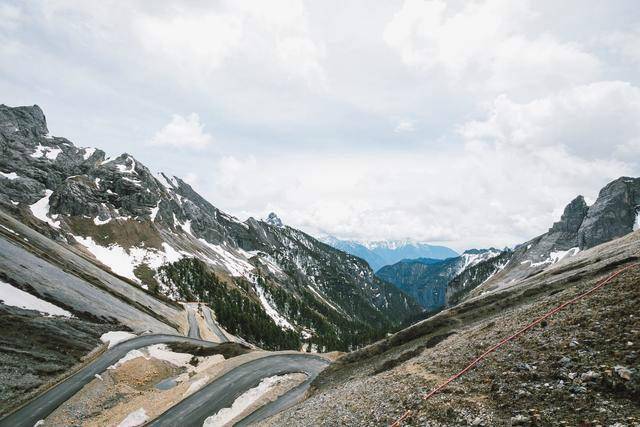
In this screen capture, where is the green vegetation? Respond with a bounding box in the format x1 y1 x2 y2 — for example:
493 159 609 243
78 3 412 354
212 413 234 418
158 258 299 350
157 258 394 352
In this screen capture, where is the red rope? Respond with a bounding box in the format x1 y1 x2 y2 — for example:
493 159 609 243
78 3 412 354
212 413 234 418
390 262 639 427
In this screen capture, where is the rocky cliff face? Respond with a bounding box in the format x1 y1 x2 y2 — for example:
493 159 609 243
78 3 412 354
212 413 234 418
0 104 422 351
578 178 640 249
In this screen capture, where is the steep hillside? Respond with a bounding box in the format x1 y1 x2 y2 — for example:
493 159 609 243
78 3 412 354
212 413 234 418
264 230 640 426
445 250 512 305
0 104 422 351
376 249 501 310
320 236 458 271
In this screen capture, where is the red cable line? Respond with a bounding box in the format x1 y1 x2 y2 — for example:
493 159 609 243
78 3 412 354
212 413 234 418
390 262 639 427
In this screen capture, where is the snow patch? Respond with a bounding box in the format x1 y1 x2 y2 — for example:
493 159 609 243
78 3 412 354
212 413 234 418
30 190 61 229
82 147 96 160
307 285 341 313
254 284 294 330
197 239 255 279
0 280 73 317
183 376 210 396
529 247 580 267
93 215 112 226
146 344 193 367
108 349 146 369
117 408 148 427
121 176 142 186
116 156 137 174
203 374 301 427
0 171 18 180
101 331 136 349
73 236 185 284
0 224 18 235
157 173 174 190
31 144 62 160
459 249 501 273
149 202 160 222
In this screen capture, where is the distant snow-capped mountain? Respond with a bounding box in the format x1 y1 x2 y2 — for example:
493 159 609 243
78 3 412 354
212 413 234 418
318 235 458 271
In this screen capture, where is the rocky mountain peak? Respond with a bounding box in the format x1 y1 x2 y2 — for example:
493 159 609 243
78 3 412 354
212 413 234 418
266 212 284 227
578 177 640 249
0 104 48 137
549 195 589 234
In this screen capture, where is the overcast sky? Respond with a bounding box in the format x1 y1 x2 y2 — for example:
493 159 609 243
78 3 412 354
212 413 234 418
2 0 639 251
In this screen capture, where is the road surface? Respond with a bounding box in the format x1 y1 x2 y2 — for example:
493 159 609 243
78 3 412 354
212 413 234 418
202 306 229 342
235 365 323 426
148 354 330 427
185 304 202 340
0 334 219 427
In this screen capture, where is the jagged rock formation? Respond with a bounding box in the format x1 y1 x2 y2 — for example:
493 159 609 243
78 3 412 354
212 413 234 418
578 178 640 249
376 249 501 311
0 104 422 352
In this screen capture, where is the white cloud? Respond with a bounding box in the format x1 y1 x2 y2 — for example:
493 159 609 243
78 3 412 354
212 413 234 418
394 119 415 133
0 3 22 31
600 30 640 65
460 81 640 161
206 82 640 250
134 8 243 79
383 0 600 96
207 144 629 251
2 1 638 251
149 113 213 149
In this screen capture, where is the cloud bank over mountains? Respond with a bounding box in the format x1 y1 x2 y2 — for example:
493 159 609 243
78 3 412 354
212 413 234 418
1 0 638 250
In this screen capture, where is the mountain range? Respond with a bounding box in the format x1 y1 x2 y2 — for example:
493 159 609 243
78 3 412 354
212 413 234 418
318 236 458 271
0 104 422 354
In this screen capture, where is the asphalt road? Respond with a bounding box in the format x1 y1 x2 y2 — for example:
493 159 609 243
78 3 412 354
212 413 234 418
202 306 229 342
0 334 219 427
235 365 321 427
186 304 202 339
148 354 330 427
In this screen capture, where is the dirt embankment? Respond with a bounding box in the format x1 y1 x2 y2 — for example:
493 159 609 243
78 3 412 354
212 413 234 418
0 304 112 416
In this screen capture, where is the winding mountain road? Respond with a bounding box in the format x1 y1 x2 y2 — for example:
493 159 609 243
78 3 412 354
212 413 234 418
202 305 229 342
1 300 330 427
0 334 218 427
148 354 330 426
185 304 202 339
